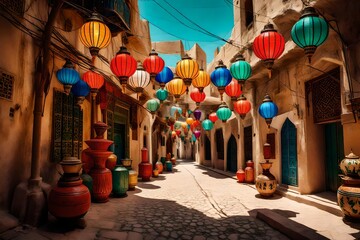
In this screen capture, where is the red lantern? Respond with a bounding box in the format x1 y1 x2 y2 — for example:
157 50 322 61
171 130 177 139
110 46 137 89
82 70 104 95
225 79 242 102
233 95 251 119
253 23 285 78
190 120 201 131
190 88 206 106
209 112 218 123
175 129 181 137
143 49 165 79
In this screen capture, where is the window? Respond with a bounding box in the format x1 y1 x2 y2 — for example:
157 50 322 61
0 69 14 101
245 0 254 28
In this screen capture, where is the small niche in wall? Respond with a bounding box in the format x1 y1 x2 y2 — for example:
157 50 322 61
266 133 276 159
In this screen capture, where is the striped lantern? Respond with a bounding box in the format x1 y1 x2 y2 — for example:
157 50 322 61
175 54 199 92
71 79 90 105
82 70 104 95
146 99 160 118
128 62 150 95
210 60 232 101
56 59 80 95
225 78 242 102
79 12 111 57
192 69 210 93
155 89 168 103
143 49 165 79
166 75 186 101
258 94 278 128
110 46 137 89
155 67 174 89
216 102 232 123
201 119 214 131
190 88 206 106
233 95 251 119
209 112 218 123
230 54 252 85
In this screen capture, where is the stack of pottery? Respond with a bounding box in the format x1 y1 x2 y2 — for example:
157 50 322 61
155 159 164 174
138 147 152 181
255 143 277 197
48 157 91 225
85 122 113 203
337 151 360 219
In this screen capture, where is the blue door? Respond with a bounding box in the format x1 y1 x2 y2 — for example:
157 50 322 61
281 118 298 186
227 135 237 173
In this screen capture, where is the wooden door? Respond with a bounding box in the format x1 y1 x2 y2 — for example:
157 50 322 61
281 118 298 186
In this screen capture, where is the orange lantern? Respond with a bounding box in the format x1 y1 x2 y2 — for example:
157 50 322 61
225 79 242 102
166 75 186 101
190 120 201 131
82 70 104 96
175 54 199 92
233 95 251 119
186 117 194 126
192 69 210 93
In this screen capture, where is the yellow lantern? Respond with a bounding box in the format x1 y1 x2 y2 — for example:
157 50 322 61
79 12 111 57
192 68 210 93
166 75 186 101
186 117 194 126
175 54 199 92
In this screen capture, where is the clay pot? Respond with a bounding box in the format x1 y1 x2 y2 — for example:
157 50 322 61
156 161 164 174
140 162 152 181
59 157 83 175
93 122 109 139
106 153 117 171
339 151 360 178
236 168 245 183
121 158 133 168
245 160 254 183
85 139 113 151
112 166 129 197
171 157 176 166
255 162 277 197
337 176 360 219
128 170 138 190
153 169 159 177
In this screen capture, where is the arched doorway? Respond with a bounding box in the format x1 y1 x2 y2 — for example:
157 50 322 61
166 136 173 157
227 135 237 173
205 135 211 161
281 118 298 186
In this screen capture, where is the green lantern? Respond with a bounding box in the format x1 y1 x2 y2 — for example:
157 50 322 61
146 99 160 117
230 54 252 85
216 102 232 123
201 119 214 131
156 89 168 103
291 7 329 63
174 121 182 130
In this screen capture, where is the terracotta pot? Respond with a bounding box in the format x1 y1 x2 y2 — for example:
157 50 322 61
81 148 93 174
236 169 245 183
121 158 133 168
48 179 91 219
153 169 159 177
85 139 113 151
245 160 254 183
93 121 109 139
338 176 360 219
255 162 277 197
112 166 129 197
142 147 149 163
339 151 360 178
155 161 164 174
171 157 176 166
140 162 152 181
106 153 117 171
59 157 83 175
128 170 138 190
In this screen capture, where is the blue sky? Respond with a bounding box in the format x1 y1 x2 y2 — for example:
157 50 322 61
138 0 234 67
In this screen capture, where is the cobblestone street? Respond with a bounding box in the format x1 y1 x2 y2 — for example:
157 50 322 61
1 160 360 240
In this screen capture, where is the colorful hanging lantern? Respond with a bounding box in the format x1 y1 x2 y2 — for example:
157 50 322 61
216 102 232 123
155 67 174 89
155 89 168 103
202 119 214 131
258 94 278 128
186 117 194 126
71 79 90 105
175 129 182 137
171 130 177 139
56 59 80 95
291 7 329 63
194 130 201 139
190 88 206 107
110 46 137 90
166 75 186 101
193 109 202 121
191 134 196 142
174 121 182 130
146 99 160 118
209 112 218 123
128 62 150 96
143 49 165 80
190 120 201 131
170 105 183 119
230 54 252 85
192 69 210 93
210 60 232 101
79 12 111 57
225 78 242 102
175 54 199 92
234 95 251 119
253 23 285 78
181 122 188 130
82 70 104 96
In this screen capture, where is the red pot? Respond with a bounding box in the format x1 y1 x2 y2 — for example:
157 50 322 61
140 162 152 181
236 169 245 183
245 160 254 183
90 167 112 202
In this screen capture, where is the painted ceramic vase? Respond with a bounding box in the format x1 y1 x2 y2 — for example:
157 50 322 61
256 162 277 197
339 151 360 178
236 168 245 183
128 170 138 190
156 161 164 174
337 177 360 219
112 166 129 197
245 160 254 183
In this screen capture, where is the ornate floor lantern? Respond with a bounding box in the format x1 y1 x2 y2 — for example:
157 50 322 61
259 94 278 128
253 24 285 78
256 143 277 197
56 59 80 94
291 7 329 63
192 68 210 93
230 53 252 85
211 60 232 101
175 54 199 93
233 95 251 119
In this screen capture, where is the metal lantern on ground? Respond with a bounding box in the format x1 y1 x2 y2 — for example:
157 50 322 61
128 62 150 97
110 46 137 90
291 7 329 63
143 49 165 81
225 79 242 102
209 112 218 123
82 70 104 96
216 102 232 123
71 79 90 105
234 95 251 119
190 88 206 107
175 54 199 93
230 54 252 85
79 12 111 57
259 94 278 128
56 59 80 95
193 109 202 121
155 67 173 89
192 69 210 93
156 89 168 103
253 24 285 78
166 75 186 101
146 99 160 118
202 119 213 131
210 60 232 101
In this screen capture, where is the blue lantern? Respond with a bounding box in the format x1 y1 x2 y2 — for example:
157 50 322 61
202 119 214 131
258 94 278 128
155 66 174 88
71 79 90 105
230 54 252 85
210 60 232 101
56 59 80 95
156 89 168 103
170 105 182 118
216 102 232 123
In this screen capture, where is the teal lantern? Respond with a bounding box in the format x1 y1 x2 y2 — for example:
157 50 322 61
156 89 168 103
216 102 232 123
56 59 80 95
230 54 252 85
191 134 196 143
170 105 182 118
258 94 278 128
146 99 160 118
201 119 214 131
291 7 329 63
